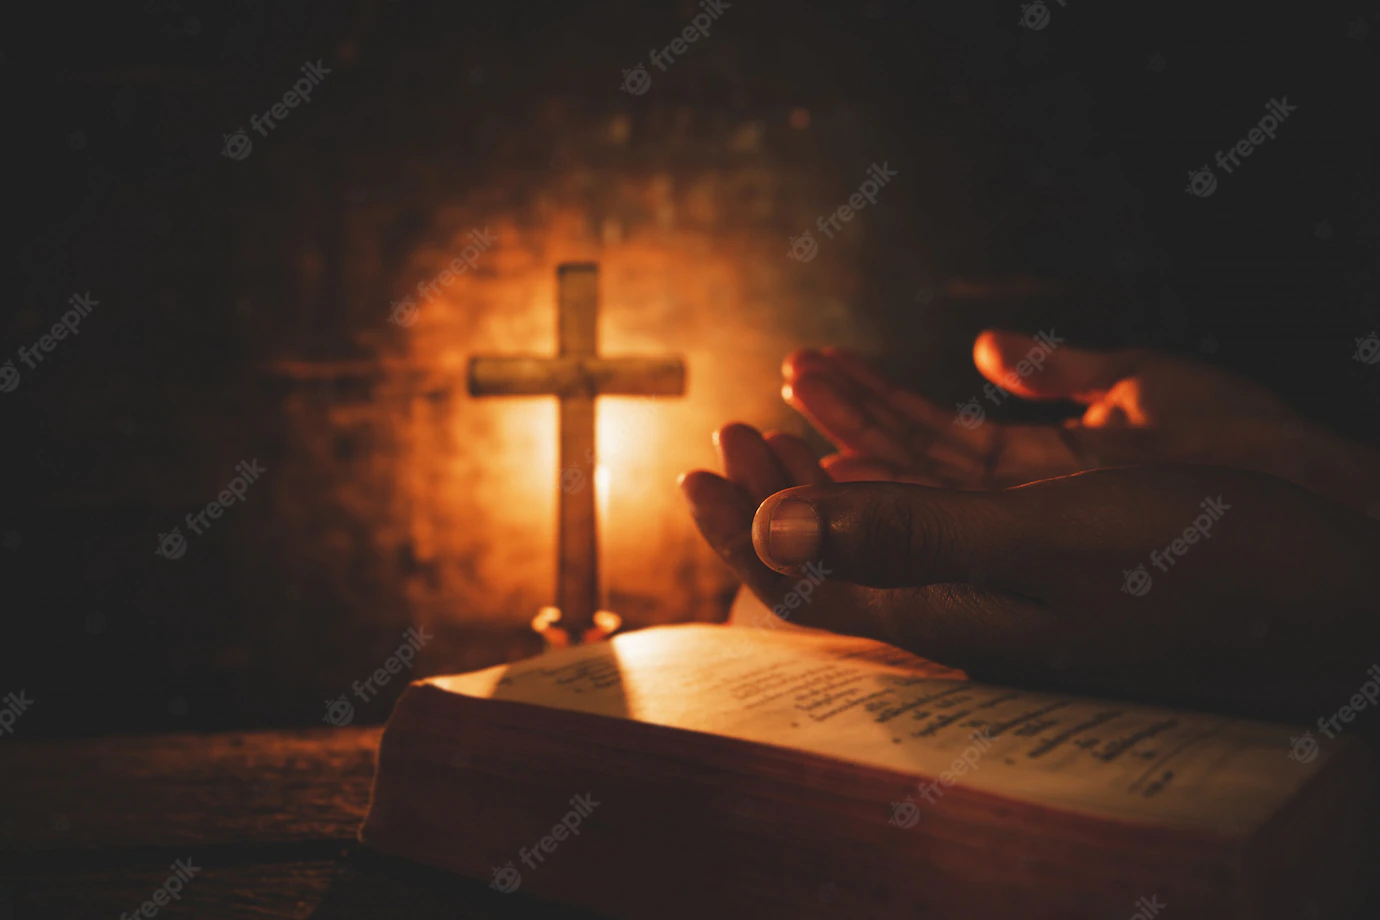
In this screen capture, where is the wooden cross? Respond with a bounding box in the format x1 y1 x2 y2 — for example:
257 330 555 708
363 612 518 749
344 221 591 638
468 263 686 644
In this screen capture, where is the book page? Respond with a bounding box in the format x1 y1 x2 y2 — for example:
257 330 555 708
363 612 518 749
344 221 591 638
428 624 1337 832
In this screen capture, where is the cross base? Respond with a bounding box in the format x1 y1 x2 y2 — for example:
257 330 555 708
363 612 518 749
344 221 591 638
530 607 623 649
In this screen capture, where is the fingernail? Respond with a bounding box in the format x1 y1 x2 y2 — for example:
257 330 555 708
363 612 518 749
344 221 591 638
766 499 821 567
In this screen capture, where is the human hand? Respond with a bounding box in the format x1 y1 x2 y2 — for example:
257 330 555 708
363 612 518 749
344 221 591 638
785 332 1380 512
681 425 1380 721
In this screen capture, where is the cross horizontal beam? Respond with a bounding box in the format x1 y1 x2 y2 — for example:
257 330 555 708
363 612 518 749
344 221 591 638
468 356 685 399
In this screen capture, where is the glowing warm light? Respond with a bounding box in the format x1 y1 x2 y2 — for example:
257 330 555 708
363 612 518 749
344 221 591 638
531 606 562 632
595 397 667 516
528 605 621 647
531 605 570 648
591 610 623 636
405 207 806 629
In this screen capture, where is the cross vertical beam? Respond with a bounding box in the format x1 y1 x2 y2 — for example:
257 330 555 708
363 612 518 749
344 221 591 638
556 264 599 642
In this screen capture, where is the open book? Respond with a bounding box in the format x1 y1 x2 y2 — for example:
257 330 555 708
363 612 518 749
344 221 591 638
360 624 1373 918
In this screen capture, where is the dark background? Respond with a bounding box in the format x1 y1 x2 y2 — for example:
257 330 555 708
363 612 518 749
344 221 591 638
3 0 1378 738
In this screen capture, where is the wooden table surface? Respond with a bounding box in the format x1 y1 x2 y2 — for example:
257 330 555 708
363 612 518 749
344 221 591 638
7 727 1379 919
0 727 595 919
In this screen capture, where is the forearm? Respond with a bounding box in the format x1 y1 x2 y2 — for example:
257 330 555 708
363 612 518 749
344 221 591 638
1292 427 1380 514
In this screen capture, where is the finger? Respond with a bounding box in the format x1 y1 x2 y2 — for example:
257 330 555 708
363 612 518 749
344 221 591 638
986 425 1084 485
786 349 956 460
1081 400 1130 427
781 347 831 382
681 467 877 633
684 471 1063 675
980 425 1164 487
922 438 995 488
810 348 994 457
973 329 1143 404
679 471 791 603
762 431 830 486
821 454 904 481
1059 425 1169 469
815 347 896 395
822 449 988 493
790 580 1065 681
751 481 1027 589
782 373 914 466
714 423 789 504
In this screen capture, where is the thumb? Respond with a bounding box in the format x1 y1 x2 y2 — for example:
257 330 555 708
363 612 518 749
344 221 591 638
972 329 1142 403
751 482 1025 589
